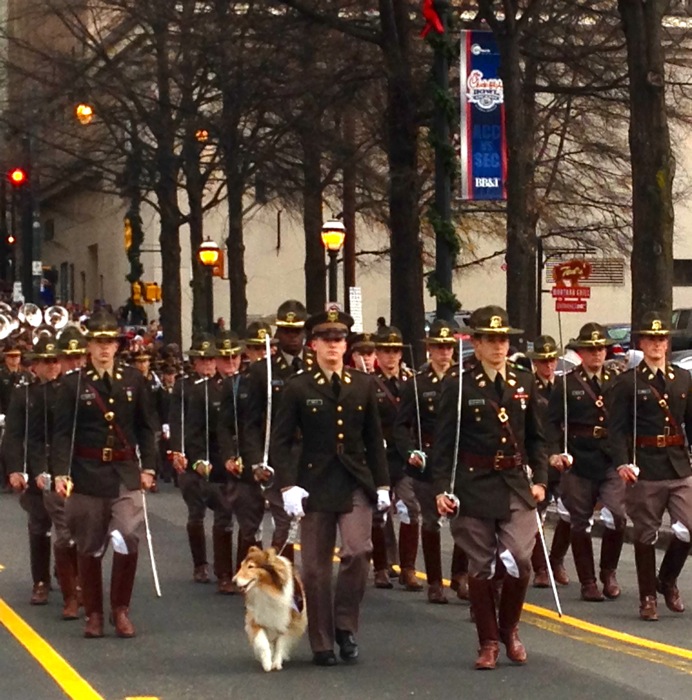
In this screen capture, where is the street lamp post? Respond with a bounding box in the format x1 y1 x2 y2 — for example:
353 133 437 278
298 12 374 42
198 238 221 333
321 219 346 305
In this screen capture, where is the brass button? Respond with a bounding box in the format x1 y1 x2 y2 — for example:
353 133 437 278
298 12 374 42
501 437 507 443
337 433 344 440
104 411 115 422
337 405 343 412
108 398 115 405
337 419 344 426
312 408 317 413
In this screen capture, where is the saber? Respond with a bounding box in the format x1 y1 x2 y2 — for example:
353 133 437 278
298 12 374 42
557 311 569 455
406 344 425 470
444 337 463 518
231 373 243 471
524 466 562 616
253 333 275 485
142 490 162 597
180 369 186 455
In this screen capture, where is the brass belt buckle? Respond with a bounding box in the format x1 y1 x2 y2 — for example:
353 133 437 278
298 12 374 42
102 447 113 462
593 426 604 438
656 435 666 448
493 452 504 470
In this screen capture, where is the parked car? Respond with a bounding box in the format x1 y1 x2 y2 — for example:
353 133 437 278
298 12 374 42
601 323 630 357
671 309 692 351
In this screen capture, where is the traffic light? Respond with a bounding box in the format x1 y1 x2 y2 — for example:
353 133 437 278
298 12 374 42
124 217 132 251
131 280 143 305
7 167 27 187
143 282 161 303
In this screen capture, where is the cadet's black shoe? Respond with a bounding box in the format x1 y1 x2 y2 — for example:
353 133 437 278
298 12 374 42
313 650 338 667
335 629 359 663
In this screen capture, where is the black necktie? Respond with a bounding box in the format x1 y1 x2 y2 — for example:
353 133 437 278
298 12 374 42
591 376 601 395
102 372 112 392
494 373 504 400
331 372 341 398
655 370 666 393
292 356 303 373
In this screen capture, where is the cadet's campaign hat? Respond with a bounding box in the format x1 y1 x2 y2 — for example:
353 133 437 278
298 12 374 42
244 321 277 346
375 326 404 348
527 335 559 360
132 347 153 361
305 308 354 339
57 326 87 356
572 322 614 348
350 332 376 352
187 333 218 358
425 319 459 345
29 334 60 360
216 331 242 356
2 338 22 356
86 310 120 339
275 300 308 328
469 305 523 335
636 311 671 337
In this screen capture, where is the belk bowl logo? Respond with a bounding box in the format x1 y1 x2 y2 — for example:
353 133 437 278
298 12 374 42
466 69 504 112
470 43 490 56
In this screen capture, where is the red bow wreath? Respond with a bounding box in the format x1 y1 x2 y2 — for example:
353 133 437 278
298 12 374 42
421 0 444 38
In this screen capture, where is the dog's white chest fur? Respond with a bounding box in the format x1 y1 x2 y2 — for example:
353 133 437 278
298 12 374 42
246 577 294 634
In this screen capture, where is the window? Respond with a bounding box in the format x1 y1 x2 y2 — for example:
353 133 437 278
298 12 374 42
673 259 692 286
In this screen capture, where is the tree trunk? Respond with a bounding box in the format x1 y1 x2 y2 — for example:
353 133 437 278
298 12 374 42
618 0 674 327
301 128 326 314
380 0 425 356
498 34 538 345
226 177 247 333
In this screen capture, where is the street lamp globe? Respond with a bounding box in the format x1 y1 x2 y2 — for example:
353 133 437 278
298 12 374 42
320 219 346 252
75 103 94 125
198 238 221 267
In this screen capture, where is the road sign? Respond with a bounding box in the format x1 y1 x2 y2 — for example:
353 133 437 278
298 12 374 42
555 299 587 313
349 286 363 333
551 286 590 299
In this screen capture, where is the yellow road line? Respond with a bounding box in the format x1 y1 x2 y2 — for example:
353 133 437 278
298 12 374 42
0 598 105 700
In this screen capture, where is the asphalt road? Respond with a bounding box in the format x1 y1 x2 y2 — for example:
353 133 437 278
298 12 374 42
1 483 690 700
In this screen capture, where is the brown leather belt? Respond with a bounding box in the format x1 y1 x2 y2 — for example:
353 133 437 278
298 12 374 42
74 446 137 462
569 424 608 439
636 434 684 448
459 450 523 471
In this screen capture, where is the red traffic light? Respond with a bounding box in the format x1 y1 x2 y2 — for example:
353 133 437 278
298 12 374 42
7 168 27 186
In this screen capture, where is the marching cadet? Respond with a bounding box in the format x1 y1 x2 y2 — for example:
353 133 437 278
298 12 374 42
245 300 314 560
52 310 158 639
393 319 469 604
432 306 548 671
348 332 377 373
372 326 421 592
218 333 266 567
272 309 389 666
527 335 571 588
243 321 275 364
548 323 625 602
57 326 88 373
157 359 179 484
0 339 32 416
3 336 72 612
169 334 236 593
609 312 692 621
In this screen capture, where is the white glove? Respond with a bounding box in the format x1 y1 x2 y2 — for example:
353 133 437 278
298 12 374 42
282 486 309 518
162 423 170 439
377 488 391 512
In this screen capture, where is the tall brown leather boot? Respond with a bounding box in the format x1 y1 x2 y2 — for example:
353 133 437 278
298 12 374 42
187 521 209 583
420 529 447 604
450 545 469 600
53 546 80 620
213 526 235 594
398 522 423 591
549 519 571 585
78 555 104 638
29 533 51 605
468 576 499 670
498 574 531 664
571 530 604 601
531 533 549 588
634 542 658 621
599 528 624 599
371 522 392 588
110 552 138 638
657 538 691 613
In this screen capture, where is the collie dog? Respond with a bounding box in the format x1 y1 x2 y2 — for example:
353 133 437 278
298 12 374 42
233 546 307 672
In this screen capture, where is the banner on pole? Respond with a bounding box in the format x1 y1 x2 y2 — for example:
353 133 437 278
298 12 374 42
459 30 507 201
